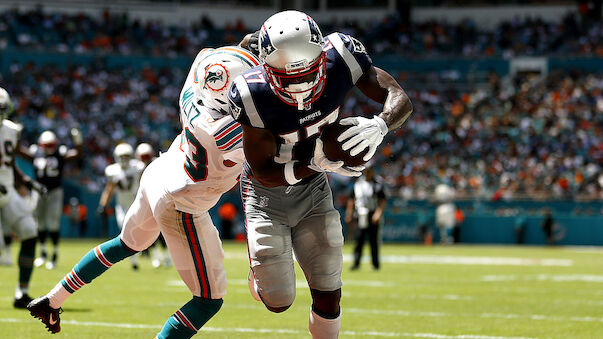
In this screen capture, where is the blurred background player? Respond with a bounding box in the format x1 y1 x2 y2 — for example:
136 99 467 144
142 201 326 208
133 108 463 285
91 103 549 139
434 183 456 244
64 197 88 238
0 87 47 308
98 142 145 270
136 142 171 268
345 167 386 271
20 129 83 270
28 45 259 338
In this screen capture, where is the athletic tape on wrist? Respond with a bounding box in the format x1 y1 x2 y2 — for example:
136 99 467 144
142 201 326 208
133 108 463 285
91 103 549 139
284 161 301 185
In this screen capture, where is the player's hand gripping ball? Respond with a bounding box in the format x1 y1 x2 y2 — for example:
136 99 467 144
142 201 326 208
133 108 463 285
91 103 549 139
320 122 369 167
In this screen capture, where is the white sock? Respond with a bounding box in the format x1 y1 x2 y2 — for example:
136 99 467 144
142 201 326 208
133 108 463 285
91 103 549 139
15 286 28 299
130 253 139 266
309 309 341 339
47 282 72 309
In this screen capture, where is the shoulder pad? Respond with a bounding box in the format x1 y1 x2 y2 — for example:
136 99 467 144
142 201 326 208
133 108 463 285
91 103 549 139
105 163 120 178
3 119 23 133
325 32 372 84
228 75 265 128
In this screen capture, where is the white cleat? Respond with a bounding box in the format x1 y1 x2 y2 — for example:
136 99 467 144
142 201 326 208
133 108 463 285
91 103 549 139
34 257 45 267
248 270 261 302
152 259 161 268
45 261 56 270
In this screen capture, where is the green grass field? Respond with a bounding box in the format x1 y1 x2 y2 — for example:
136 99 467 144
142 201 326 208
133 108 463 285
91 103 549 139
1 240 603 338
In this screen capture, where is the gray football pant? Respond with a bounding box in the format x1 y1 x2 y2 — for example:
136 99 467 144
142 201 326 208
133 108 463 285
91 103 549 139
241 171 344 309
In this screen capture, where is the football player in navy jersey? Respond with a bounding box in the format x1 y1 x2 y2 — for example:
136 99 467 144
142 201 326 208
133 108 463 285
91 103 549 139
230 10 412 338
22 130 82 270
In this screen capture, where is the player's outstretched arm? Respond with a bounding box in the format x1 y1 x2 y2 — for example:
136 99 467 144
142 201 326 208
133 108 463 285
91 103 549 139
356 66 413 131
242 125 317 187
338 66 413 161
65 128 83 161
98 181 115 214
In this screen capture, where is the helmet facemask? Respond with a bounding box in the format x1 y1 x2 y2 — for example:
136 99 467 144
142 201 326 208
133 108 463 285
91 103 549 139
264 52 326 110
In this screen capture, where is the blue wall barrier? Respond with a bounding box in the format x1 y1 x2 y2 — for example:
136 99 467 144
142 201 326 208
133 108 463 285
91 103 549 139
3 48 602 76
382 210 603 246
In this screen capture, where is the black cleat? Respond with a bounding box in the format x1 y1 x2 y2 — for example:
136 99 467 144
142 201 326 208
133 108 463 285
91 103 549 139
27 296 62 334
13 294 33 309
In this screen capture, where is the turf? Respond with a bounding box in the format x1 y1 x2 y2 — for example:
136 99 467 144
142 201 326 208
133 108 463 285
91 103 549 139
1 240 602 338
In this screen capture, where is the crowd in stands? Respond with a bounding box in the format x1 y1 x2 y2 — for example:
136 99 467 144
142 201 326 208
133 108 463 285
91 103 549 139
356 70 603 202
0 7 601 202
2 62 183 192
0 7 601 58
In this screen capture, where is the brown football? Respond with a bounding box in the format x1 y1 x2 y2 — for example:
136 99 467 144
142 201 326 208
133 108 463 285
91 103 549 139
320 122 368 167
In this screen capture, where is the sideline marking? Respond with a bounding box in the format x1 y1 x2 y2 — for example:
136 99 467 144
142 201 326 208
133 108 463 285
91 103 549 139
0 318 535 338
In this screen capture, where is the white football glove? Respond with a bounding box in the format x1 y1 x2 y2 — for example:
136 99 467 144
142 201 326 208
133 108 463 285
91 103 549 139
338 115 388 161
309 139 364 177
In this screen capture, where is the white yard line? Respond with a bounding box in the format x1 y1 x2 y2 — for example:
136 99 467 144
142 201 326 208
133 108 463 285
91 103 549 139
482 274 603 283
355 254 573 267
0 318 536 338
168 279 396 288
225 251 573 267
345 308 603 323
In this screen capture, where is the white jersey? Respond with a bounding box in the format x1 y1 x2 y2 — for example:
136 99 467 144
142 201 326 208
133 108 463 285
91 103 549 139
105 159 145 209
0 120 22 207
163 49 247 214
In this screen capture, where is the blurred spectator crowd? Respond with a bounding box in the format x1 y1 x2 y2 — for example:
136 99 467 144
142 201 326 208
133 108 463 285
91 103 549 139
0 7 601 58
0 7 601 201
348 70 603 201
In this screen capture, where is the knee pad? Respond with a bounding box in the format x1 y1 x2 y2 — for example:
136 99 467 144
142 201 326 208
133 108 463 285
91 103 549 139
310 288 341 319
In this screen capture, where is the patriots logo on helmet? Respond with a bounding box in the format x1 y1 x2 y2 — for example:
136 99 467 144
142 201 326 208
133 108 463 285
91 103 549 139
260 26 275 58
307 16 322 45
203 64 229 92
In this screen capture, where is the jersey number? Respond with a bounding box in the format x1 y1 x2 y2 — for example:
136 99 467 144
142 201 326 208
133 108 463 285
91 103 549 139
244 70 266 84
34 157 60 178
0 141 14 168
184 128 208 182
117 175 134 190
274 107 339 163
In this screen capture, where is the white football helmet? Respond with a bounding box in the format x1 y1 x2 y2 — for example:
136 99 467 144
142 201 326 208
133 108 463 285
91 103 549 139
0 87 13 120
259 10 326 110
135 143 154 164
38 131 59 155
113 143 133 168
194 46 260 116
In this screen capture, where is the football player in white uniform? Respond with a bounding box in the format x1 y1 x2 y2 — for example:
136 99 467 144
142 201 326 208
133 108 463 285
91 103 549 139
20 129 83 270
0 87 47 308
98 142 145 270
28 46 260 338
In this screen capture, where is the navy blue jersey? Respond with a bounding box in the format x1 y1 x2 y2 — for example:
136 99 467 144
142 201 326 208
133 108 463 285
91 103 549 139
229 32 372 165
32 145 67 190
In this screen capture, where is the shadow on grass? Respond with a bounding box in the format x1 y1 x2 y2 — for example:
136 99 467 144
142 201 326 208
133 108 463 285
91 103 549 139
61 307 93 313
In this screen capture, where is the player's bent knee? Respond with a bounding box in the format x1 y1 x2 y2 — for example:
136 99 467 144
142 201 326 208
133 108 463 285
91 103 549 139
265 304 292 313
260 284 296 311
